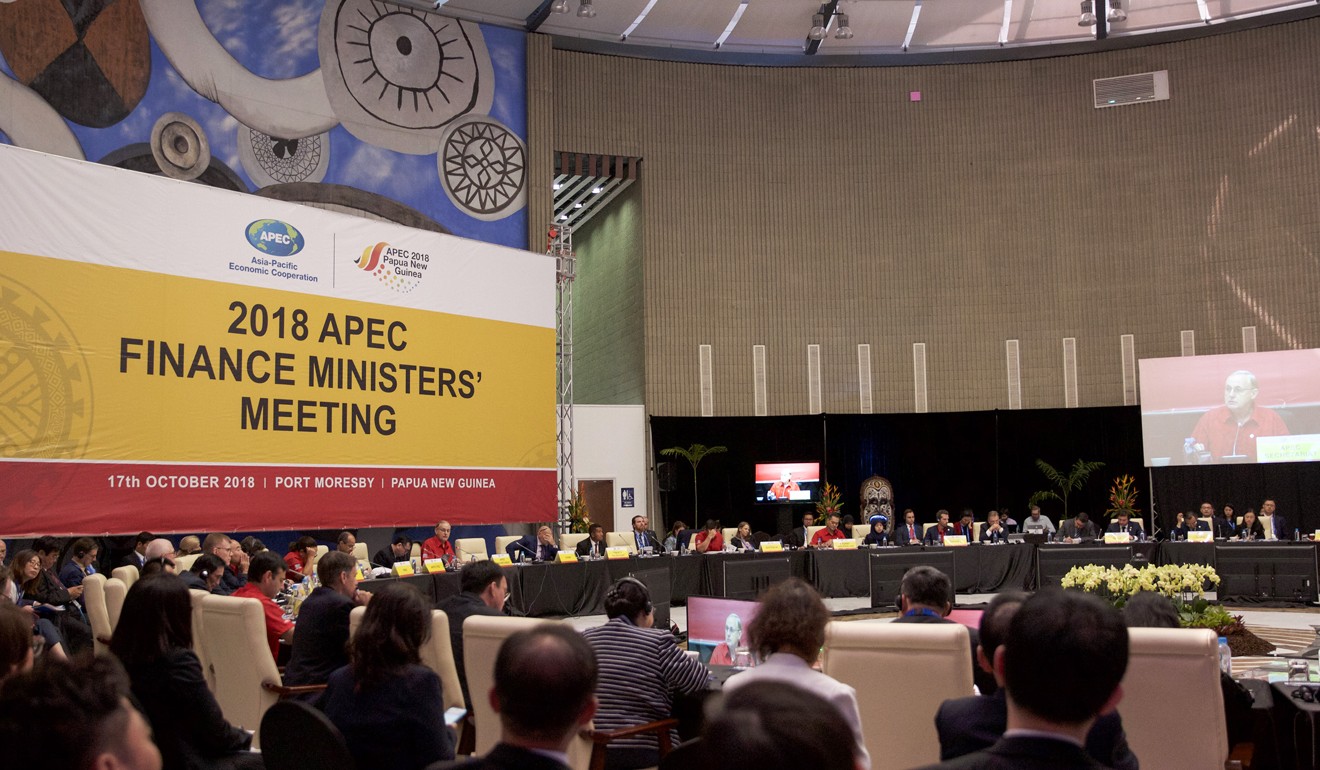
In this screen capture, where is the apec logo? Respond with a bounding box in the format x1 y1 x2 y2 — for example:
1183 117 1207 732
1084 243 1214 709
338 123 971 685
245 220 305 257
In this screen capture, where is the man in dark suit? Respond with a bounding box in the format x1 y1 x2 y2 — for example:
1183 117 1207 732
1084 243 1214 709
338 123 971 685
437 560 509 709
575 524 607 559
1262 498 1290 540
892 565 990 696
283 551 372 693
1058 512 1100 543
1104 511 1144 540
924 510 955 545
119 531 154 569
506 525 560 562
429 625 598 770
917 591 1130 770
935 592 1138 770
630 515 667 553
1171 508 1211 540
895 509 922 546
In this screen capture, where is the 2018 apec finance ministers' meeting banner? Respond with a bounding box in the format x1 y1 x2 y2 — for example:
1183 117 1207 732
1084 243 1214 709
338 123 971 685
0 146 556 536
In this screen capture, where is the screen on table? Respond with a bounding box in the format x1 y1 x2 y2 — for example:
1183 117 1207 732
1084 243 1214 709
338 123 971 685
686 595 762 666
1138 348 1320 467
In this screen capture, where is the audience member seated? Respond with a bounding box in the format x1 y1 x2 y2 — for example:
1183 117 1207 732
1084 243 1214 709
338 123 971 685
283 552 371 693
284 536 318 580
29 537 93 655
177 536 202 557
319 582 454 770
1058 512 1099 543
924 510 956 545
59 537 100 594
693 520 724 553
231 552 293 662
1021 506 1056 538
0 603 36 681
1122 591 1255 749
140 557 177 578
438 561 509 709
1172 509 1210 540
1205 502 1236 539
145 538 177 563
422 521 458 566
201 534 245 595
5 549 70 661
630 516 666 553
722 578 870 769
120 531 155 569
731 521 758 552
1237 510 1266 541
894 566 989 695
335 531 357 555
662 521 688 552
917 590 1129 770
373 534 414 570
238 537 266 557
110 575 262 770
786 513 815 549
0 655 164 770
994 509 1018 533
1105 511 1144 539
862 515 890 547
581 577 708 770
576 524 608 559
954 510 976 538
506 525 559 563
180 554 227 593
895 509 921 546
935 591 1137 769
427 624 598 770
979 511 1007 543
699 680 864 770
810 514 848 548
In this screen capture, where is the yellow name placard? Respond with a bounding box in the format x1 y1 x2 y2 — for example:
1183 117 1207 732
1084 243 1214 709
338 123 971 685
391 561 415 576
606 546 631 560
355 568 365 580
1187 531 1213 543
556 551 578 563
1103 532 1132 544
759 541 784 553
831 538 859 550
423 558 447 574
491 555 514 566
943 535 969 547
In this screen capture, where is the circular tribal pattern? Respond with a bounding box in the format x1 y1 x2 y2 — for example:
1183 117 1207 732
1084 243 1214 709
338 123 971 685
238 126 331 187
438 115 526 221
150 112 210 181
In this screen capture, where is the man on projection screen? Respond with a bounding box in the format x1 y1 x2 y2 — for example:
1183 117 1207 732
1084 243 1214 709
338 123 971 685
1188 370 1289 463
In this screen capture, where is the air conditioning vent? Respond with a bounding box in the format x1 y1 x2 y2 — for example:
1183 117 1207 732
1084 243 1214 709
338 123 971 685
753 345 767 416
699 344 714 417
857 344 873 414
912 343 928 414
1006 339 1022 410
1094 70 1169 109
1063 337 1078 408
807 344 822 415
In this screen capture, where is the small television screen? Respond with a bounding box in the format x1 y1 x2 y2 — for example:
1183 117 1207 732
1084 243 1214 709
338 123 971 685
754 461 819 503
686 595 762 666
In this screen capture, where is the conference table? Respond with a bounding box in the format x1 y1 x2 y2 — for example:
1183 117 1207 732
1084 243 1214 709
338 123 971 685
359 540 1320 618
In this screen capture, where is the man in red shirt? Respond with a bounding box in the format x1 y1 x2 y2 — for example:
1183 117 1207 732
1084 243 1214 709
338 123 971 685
809 514 847 547
232 551 294 661
421 520 457 565
1190 370 1290 462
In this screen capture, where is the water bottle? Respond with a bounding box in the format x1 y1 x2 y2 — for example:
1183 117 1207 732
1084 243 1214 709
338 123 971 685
1217 637 1231 676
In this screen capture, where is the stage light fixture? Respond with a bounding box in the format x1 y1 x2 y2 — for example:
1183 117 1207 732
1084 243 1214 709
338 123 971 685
1106 0 1127 22
577 0 596 18
1078 0 1097 25
835 13 854 39
551 0 569 12
808 13 827 41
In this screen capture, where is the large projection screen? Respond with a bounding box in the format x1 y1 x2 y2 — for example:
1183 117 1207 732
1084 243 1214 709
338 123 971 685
1138 349 1320 467
0 147 556 535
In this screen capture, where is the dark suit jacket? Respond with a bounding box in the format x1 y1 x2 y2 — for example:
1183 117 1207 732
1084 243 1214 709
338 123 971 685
428 743 568 770
917 735 1110 770
320 663 454 770
119 551 146 569
576 537 607 558
373 546 409 569
1058 520 1100 541
895 523 922 546
786 526 809 548
935 689 1137 770
506 536 558 562
124 648 253 770
630 529 667 553
1172 520 1210 539
924 525 953 545
892 612 993 696
283 587 354 689
1105 521 1145 538
1271 514 1290 540
437 592 504 708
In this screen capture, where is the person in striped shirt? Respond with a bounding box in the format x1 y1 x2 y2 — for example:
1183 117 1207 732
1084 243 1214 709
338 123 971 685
581 577 709 770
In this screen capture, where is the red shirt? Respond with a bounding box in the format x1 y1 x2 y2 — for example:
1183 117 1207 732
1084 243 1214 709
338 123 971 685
421 537 455 563
694 531 724 552
283 551 309 578
810 526 847 546
232 583 294 661
1191 404 1290 462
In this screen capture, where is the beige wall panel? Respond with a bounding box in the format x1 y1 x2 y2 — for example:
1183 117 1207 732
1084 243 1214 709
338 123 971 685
541 20 1320 416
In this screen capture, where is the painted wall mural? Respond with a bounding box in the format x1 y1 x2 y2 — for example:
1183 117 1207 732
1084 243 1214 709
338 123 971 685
0 0 528 249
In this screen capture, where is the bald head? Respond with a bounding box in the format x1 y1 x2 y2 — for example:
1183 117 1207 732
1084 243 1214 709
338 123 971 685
144 539 175 561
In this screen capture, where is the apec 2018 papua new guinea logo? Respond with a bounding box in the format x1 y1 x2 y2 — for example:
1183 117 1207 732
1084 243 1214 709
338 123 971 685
354 242 429 294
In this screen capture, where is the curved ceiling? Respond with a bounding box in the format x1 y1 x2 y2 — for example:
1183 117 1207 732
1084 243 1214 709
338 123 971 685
426 0 1319 64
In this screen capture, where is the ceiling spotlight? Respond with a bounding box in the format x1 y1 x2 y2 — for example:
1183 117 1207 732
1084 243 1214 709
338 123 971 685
551 0 569 12
592 186 603 194
835 13 854 39
577 0 596 18
808 13 827 41
553 182 562 191
1078 0 1097 25
574 202 584 208
1106 0 1127 22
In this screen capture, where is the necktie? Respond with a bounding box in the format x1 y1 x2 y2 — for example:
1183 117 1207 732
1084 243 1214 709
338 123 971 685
637 532 645 550
909 525 915 539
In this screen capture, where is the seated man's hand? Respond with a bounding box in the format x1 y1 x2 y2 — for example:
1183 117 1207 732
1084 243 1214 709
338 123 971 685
67 585 84 599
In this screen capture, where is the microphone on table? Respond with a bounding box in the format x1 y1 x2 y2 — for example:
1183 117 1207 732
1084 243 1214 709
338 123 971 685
512 541 539 563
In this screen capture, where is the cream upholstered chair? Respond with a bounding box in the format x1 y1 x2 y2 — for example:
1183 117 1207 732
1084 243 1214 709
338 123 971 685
1260 514 1276 539
721 527 738 544
494 535 521 559
823 621 974 770
82 573 113 656
411 542 422 560
923 522 938 537
1120 627 1227 769
805 525 825 544
971 522 983 541
201 594 322 747
464 616 557 755
189 589 215 691
605 532 637 553
851 524 869 540
175 553 201 572
351 542 369 562
347 606 465 714
455 537 489 562
104 576 128 630
111 564 138 588
560 532 588 552
309 544 329 571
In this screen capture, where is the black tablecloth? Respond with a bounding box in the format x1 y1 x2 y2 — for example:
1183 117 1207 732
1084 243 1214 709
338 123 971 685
808 544 1036 598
